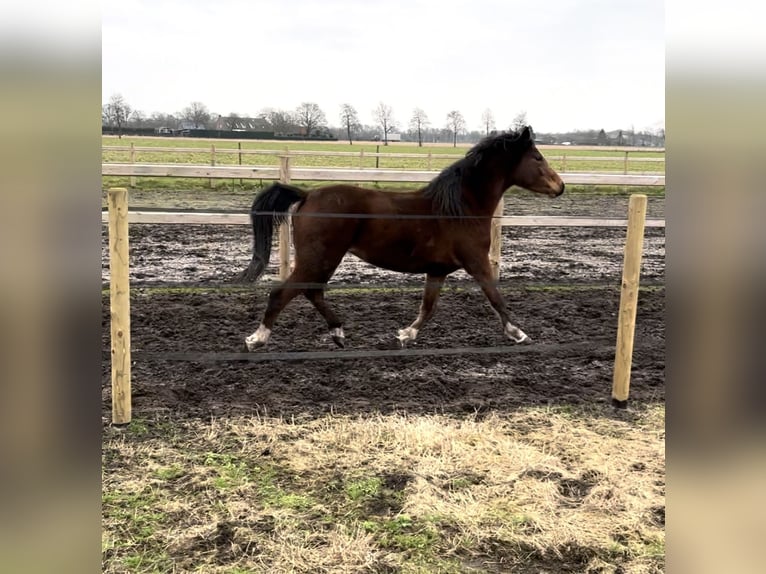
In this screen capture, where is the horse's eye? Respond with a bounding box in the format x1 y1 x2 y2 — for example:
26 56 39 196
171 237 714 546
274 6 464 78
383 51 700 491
535 154 543 161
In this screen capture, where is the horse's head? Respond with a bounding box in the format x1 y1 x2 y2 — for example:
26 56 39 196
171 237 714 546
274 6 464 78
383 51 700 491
509 126 565 198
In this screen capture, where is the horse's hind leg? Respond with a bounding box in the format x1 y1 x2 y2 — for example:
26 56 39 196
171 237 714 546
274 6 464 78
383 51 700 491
305 288 345 347
397 274 446 346
244 279 304 351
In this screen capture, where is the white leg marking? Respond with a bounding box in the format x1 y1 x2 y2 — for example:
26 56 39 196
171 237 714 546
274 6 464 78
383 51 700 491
397 326 419 344
245 324 271 351
331 327 345 339
504 322 530 343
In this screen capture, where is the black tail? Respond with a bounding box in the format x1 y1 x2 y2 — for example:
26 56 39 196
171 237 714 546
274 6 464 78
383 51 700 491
235 183 306 282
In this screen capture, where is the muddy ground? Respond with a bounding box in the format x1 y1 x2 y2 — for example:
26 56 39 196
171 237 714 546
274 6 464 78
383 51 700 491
102 191 665 419
102 286 664 420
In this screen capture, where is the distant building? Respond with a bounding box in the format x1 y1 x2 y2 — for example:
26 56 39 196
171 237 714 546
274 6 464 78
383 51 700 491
214 116 272 132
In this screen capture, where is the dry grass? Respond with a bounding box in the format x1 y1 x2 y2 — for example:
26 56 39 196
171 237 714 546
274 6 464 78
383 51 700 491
103 405 664 573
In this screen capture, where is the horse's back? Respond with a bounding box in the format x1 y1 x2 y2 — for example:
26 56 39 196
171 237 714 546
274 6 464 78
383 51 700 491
300 185 428 215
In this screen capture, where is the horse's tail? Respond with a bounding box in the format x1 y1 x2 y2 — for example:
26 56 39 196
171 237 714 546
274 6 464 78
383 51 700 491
236 182 306 283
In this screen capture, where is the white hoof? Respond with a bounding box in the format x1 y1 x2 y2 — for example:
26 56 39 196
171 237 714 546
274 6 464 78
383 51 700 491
397 326 419 346
504 323 530 344
331 327 345 348
245 324 271 351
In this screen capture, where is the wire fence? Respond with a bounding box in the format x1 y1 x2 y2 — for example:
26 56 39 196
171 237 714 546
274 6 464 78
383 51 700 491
124 338 662 364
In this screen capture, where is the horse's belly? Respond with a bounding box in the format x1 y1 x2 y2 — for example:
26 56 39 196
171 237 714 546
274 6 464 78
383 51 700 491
349 247 425 273
349 247 459 276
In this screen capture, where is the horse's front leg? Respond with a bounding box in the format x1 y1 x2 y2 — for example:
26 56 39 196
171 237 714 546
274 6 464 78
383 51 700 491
397 274 446 346
464 260 530 344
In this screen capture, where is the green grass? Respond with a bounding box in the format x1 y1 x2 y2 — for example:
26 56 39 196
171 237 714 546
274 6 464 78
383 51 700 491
102 135 665 194
103 409 665 573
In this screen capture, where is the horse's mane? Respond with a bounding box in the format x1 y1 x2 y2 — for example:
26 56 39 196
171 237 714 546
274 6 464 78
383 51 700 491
421 127 535 216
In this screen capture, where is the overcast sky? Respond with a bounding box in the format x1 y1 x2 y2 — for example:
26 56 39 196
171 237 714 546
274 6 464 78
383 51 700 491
102 0 664 133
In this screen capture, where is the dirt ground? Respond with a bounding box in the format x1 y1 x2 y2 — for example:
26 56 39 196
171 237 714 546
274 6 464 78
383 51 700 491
102 285 664 420
101 190 665 418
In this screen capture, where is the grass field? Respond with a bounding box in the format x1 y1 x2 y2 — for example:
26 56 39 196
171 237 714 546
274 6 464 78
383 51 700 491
102 136 665 194
102 405 665 573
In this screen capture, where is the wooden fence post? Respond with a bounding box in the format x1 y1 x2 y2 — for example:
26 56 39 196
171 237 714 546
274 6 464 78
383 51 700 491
210 144 216 188
278 155 292 280
612 194 648 408
238 141 243 186
108 187 131 424
129 142 136 187
489 196 504 280
359 149 365 169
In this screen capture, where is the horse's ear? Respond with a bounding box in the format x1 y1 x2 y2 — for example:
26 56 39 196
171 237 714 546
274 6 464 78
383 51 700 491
521 126 531 140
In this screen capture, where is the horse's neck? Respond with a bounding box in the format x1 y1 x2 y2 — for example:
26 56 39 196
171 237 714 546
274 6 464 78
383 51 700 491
464 178 506 216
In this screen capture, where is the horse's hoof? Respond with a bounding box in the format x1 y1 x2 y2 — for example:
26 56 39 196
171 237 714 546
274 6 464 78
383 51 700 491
330 327 345 348
245 325 271 351
505 324 530 344
245 339 266 352
396 327 418 347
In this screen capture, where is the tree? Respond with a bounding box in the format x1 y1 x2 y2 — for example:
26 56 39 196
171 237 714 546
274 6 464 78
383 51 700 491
148 112 178 129
373 102 397 145
409 108 430 147
511 111 528 131
480 108 496 136
597 129 608 146
295 102 326 137
446 110 466 147
339 104 360 144
102 93 132 138
129 110 146 128
259 108 297 135
181 101 210 128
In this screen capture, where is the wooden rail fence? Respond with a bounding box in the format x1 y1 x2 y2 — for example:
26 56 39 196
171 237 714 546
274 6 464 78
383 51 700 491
101 161 664 281
105 184 655 423
104 144 664 175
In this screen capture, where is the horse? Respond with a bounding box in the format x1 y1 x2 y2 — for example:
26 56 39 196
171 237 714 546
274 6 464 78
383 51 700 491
238 126 564 351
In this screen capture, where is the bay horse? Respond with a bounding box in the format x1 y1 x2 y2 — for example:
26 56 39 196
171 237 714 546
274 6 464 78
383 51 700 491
238 126 564 350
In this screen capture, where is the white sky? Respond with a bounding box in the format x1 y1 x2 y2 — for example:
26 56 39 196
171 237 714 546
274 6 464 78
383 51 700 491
102 0 665 133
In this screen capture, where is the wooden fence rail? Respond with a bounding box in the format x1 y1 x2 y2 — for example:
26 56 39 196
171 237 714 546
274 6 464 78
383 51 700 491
102 162 665 186
104 145 665 162
104 145 664 176
102 161 664 281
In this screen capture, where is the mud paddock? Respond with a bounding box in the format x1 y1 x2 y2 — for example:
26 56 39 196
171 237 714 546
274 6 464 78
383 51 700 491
101 200 665 419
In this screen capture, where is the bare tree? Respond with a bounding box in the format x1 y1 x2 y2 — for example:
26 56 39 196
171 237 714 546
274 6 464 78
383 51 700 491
295 102 326 137
373 102 397 145
259 108 297 135
181 101 210 128
446 110 466 147
148 112 179 129
129 110 146 128
339 104 360 144
409 108 430 147
103 93 132 138
481 108 496 136
511 110 528 131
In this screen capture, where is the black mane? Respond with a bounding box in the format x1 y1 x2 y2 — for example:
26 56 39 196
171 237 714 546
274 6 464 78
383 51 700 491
421 127 534 216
